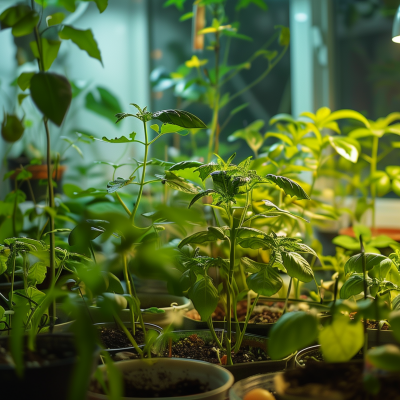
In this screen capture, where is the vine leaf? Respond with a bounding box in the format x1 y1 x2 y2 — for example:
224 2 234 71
152 109 207 129
265 174 310 200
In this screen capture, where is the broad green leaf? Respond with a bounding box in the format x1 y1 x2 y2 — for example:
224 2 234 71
17 72 35 91
152 109 207 129
340 274 374 298
259 200 309 222
0 5 31 28
280 241 317 256
188 189 215 208
370 171 391 197
324 109 370 128
344 253 388 275
188 276 218 321
392 296 400 311
269 113 296 125
392 179 400 196
194 162 219 181
319 316 364 362
12 11 39 37
59 25 102 63
18 94 29 105
46 12 65 27
328 136 359 163
265 174 310 200
160 123 187 135
269 312 318 360
85 0 108 13
367 345 400 372
369 235 396 248
238 237 275 250
386 166 400 179
281 251 313 282
236 0 268 11
240 257 264 273
228 122 264 155
30 72 72 126
86 87 122 123
332 235 360 250
178 227 229 248
246 266 283 296
180 12 193 21
28 262 47 285
1 113 24 143
30 39 61 71
155 171 199 194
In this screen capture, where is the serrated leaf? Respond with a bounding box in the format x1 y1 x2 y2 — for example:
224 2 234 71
344 253 389 275
155 171 199 194
107 178 131 193
28 262 47 285
247 266 283 296
188 276 218 321
340 274 374 298
281 251 313 282
194 162 219 181
169 161 203 171
100 132 137 144
188 189 215 208
265 174 310 200
259 200 309 222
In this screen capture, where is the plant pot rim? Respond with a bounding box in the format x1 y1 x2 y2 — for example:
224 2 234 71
136 293 192 312
339 226 400 241
0 333 84 370
87 358 234 400
94 322 162 352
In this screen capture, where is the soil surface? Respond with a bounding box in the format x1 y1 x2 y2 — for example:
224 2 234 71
297 349 363 366
90 373 209 398
186 300 283 324
281 361 400 399
99 327 145 349
0 338 76 367
349 312 390 330
161 333 270 364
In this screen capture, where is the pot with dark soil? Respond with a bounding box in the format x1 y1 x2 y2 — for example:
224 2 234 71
157 330 293 381
95 322 162 354
0 333 97 400
87 358 234 400
274 359 400 400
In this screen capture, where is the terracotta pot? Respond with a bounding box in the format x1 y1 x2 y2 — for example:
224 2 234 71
10 164 66 181
87 358 234 400
339 226 400 242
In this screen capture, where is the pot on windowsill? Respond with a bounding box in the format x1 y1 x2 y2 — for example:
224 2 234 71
87 358 234 400
7 157 66 202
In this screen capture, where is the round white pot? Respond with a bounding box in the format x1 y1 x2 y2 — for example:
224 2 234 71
87 358 234 400
90 294 192 328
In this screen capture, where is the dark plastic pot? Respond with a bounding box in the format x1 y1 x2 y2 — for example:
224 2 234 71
156 329 294 382
94 322 162 355
0 333 98 400
368 328 396 346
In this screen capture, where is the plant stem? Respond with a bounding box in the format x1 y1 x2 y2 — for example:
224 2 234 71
114 313 143 357
234 294 259 352
370 136 379 231
44 118 56 332
207 317 222 349
283 277 293 314
116 192 132 216
131 120 149 224
226 223 236 365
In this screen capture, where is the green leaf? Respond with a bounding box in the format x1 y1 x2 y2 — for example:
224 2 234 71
370 171 391 197
155 171 199 194
188 276 218 321
30 72 72 126
17 72 35 91
281 251 314 282
260 199 309 222
344 253 388 275
228 120 264 155
12 10 39 37
277 25 290 46
328 136 359 163
180 12 193 21
280 241 317 256
325 109 370 128
332 235 360 250
59 25 102 64
367 345 400 372
107 178 131 193
246 266 283 296
169 161 203 171
152 109 207 129
178 227 229 248
392 296 400 311
389 310 400 342
392 179 400 196
160 123 187 135
188 189 215 208
46 12 65 26
28 262 47 285
269 312 318 360
319 316 364 362
0 5 30 28
265 174 310 200
386 166 400 179
236 0 268 11
238 237 275 250
1 113 24 143
85 0 108 13
230 103 249 116
240 257 264 273
100 132 137 144
86 87 122 123
18 94 29 105
194 162 219 181
30 39 61 71
340 274 374 298
221 29 253 41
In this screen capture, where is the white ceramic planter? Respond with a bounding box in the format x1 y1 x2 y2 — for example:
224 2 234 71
90 294 192 328
87 358 234 400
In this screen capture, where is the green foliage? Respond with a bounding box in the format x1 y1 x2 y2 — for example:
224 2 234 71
246 266 283 296
188 276 219 321
30 39 61 71
281 251 313 283
1 113 24 142
269 312 318 360
30 72 72 126
367 345 400 372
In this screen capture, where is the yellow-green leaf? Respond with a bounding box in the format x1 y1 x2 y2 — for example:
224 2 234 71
30 39 61 71
46 12 65 27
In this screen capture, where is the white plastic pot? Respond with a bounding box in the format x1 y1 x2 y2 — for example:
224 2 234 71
87 358 234 400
